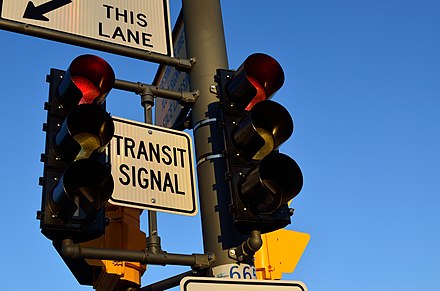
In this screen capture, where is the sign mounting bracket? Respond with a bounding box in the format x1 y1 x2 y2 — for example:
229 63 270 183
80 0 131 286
0 18 193 70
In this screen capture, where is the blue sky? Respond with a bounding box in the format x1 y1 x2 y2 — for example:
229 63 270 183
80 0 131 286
0 0 439 290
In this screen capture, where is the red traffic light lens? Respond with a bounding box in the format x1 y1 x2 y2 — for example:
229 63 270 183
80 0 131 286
57 54 115 110
245 76 267 111
72 76 101 105
226 53 284 111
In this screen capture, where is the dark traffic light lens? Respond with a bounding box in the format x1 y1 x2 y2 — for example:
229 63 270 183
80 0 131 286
232 100 293 160
51 159 114 223
239 152 303 215
54 104 115 162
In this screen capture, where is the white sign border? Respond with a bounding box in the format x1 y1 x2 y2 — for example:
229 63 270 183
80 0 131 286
180 277 308 291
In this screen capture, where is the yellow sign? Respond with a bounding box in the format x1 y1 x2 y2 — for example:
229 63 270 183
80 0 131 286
255 229 310 280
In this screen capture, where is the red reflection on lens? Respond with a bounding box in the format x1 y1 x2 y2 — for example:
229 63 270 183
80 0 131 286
245 76 267 111
72 76 100 105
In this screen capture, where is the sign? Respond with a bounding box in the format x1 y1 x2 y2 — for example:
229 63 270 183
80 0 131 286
211 264 256 280
180 277 308 291
153 12 190 128
0 0 172 55
108 116 197 216
255 229 310 279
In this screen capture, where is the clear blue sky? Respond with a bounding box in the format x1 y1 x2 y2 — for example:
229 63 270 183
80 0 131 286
1 1 439 290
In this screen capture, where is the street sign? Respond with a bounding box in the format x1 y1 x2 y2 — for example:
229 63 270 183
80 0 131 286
180 277 308 291
0 0 172 56
255 229 310 279
153 12 190 128
108 116 197 216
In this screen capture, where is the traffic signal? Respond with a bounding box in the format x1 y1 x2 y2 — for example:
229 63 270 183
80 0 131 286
39 54 116 244
215 53 303 235
83 205 147 290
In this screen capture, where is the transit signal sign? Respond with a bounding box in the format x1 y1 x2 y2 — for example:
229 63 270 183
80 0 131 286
108 117 197 216
0 0 172 56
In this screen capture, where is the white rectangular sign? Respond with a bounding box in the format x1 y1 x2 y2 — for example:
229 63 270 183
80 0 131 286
0 0 172 55
108 116 197 216
181 277 308 291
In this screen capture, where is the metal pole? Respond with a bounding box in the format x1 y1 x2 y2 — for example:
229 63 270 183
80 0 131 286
140 87 162 254
182 0 248 276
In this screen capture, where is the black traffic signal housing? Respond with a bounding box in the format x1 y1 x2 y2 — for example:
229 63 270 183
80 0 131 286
39 55 115 245
216 53 303 235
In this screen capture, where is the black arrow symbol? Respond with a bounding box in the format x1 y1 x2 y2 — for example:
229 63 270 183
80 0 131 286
23 0 72 21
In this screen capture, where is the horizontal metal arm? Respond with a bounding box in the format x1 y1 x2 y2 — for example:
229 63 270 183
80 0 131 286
0 19 194 71
114 79 199 105
61 239 214 269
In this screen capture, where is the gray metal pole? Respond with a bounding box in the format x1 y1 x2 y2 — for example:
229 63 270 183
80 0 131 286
182 0 248 275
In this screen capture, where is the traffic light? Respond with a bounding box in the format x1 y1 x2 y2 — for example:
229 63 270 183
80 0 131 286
215 53 303 235
39 54 116 244
83 205 147 290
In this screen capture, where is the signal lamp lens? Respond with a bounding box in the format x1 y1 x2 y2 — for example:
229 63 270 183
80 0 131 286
232 100 293 161
57 54 115 110
245 76 267 111
72 76 101 105
226 53 284 111
51 159 114 222
240 152 303 215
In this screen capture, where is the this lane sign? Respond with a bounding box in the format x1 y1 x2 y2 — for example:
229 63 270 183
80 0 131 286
0 0 172 56
108 116 197 216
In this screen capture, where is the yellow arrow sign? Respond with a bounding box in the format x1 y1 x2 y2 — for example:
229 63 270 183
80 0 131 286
254 229 310 280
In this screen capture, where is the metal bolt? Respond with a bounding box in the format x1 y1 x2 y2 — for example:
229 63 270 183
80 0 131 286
229 249 236 256
151 198 156 203
210 84 218 94
148 130 153 134
289 208 295 216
